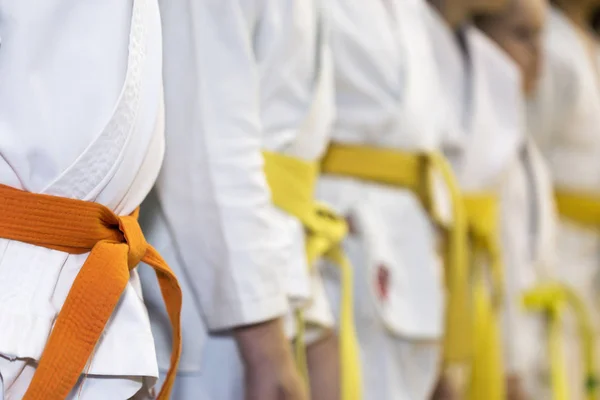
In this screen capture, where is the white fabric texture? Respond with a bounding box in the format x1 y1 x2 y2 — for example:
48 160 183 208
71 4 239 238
321 0 447 341
499 140 557 397
148 0 289 336
0 355 147 400
323 234 441 400
424 9 523 189
440 27 523 192
424 3 526 375
140 1 335 398
317 0 451 398
528 7 600 399
0 0 164 397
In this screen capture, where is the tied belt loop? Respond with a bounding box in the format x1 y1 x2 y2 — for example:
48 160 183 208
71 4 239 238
119 209 148 268
463 194 504 308
523 284 598 400
0 184 181 400
321 143 471 363
263 151 362 400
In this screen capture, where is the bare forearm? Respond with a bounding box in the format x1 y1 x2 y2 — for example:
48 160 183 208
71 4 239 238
234 318 308 400
234 318 293 367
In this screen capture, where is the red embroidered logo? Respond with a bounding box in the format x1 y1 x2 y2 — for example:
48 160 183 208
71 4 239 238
376 264 390 301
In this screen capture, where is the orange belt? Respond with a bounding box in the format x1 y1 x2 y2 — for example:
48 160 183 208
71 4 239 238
0 184 182 400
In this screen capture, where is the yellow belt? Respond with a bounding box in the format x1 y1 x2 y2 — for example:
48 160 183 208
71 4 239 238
321 143 470 363
534 189 600 399
463 194 506 400
263 151 362 400
555 190 600 227
523 284 598 400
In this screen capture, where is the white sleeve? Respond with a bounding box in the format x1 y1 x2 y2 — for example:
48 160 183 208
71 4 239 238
157 0 290 330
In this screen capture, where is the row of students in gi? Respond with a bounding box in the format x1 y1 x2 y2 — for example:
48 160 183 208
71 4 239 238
1 0 599 399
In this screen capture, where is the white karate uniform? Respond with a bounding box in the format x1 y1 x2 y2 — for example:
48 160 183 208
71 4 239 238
0 0 164 398
528 7 600 399
139 0 334 398
500 138 557 398
424 3 525 390
318 1 451 398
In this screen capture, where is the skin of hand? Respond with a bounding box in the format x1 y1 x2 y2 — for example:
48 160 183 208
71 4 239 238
430 372 461 400
506 373 530 400
234 318 308 400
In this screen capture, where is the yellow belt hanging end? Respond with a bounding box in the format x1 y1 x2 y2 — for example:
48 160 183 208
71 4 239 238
426 153 471 364
263 151 363 400
523 284 598 400
320 244 362 400
463 194 506 400
468 267 505 400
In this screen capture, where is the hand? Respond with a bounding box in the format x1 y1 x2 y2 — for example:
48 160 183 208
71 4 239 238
430 373 459 400
506 374 528 400
234 318 308 400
